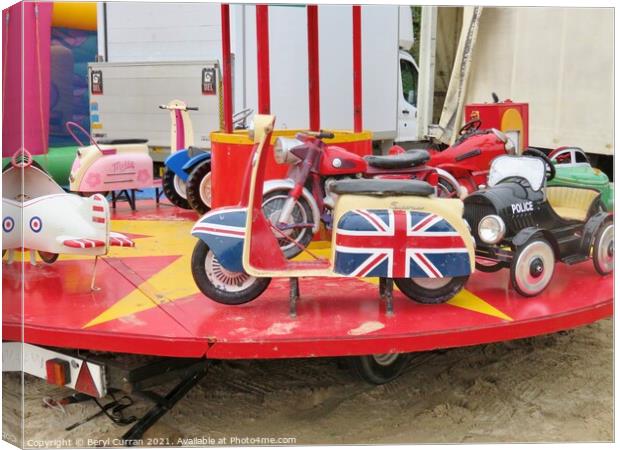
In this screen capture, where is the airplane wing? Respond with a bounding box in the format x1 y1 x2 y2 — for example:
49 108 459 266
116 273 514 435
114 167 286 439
108 232 135 247
57 232 134 249
59 237 106 249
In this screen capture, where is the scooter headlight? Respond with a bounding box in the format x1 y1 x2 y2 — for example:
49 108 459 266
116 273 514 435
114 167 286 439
478 214 505 244
273 137 303 164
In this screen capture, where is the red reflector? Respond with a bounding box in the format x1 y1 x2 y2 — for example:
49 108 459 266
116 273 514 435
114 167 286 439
93 217 105 223
45 359 71 386
75 362 99 397
92 205 104 212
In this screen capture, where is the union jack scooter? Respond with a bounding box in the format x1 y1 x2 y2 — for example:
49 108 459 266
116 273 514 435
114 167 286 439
190 115 475 315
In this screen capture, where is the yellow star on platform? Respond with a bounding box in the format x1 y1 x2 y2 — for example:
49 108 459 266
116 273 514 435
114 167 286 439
83 219 512 328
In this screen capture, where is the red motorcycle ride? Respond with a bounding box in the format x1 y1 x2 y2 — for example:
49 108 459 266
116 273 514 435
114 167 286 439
428 119 517 195
263 131 458 258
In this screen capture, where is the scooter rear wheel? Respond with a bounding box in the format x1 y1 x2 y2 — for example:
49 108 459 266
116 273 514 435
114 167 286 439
395 276 469 304
191 240 270 305
162 168 191 209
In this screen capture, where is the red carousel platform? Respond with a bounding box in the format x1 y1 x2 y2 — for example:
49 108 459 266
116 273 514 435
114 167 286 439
2 201 613 360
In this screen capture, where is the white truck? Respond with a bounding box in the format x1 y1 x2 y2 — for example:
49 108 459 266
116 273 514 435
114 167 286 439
91 3 419 155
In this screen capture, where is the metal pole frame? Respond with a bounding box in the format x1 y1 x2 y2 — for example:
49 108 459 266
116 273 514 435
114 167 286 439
220 4 233 133
307 5 320 131
352 5 362 132
256 5 271 114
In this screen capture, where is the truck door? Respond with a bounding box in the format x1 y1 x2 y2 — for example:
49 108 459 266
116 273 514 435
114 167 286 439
397 52 419 142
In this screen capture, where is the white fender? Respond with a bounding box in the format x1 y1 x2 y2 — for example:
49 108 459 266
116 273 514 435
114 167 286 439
263 179 321 233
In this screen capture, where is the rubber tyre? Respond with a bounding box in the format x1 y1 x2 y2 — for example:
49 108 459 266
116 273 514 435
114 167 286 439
162 168 191 209
593 221 613 275
395 276 469 304
38 251 59 264
510 237 555 297
186 161 212 215
349 353 412 385
262 190 314 259
191 240 270 305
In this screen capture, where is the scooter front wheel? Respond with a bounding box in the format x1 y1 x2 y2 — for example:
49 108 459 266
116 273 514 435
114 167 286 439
395 276 469 304
191 240 270 305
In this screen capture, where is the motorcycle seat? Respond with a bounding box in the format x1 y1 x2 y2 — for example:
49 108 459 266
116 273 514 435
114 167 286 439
188 146 209 158
331 179 434 197
96 138 148 145
364 150 430 169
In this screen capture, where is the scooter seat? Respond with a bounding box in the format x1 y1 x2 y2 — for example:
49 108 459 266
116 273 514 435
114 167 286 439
364 150 430 169
96 138 148 145
188 146 209 158
331 179 434 197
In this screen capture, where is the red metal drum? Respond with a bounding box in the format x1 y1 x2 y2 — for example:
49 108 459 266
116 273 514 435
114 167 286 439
464 100 529 152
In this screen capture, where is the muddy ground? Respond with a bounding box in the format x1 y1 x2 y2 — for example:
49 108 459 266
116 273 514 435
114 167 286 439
2 318 613 447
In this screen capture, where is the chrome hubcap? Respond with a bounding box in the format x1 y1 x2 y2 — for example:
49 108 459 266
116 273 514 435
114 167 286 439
173 175 187 199
514 240 555 295
199 172 212 208
204 250 255 293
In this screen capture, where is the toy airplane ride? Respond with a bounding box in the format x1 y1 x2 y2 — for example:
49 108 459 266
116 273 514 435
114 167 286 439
190 115 475 317
2 150 134 289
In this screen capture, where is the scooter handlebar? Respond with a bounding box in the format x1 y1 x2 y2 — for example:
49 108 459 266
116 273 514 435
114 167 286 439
158 105 199 111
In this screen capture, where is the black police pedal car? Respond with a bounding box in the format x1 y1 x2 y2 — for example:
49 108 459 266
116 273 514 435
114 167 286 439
464 149 613 297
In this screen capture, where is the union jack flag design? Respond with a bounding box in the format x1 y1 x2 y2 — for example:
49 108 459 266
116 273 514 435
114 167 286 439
191 207 248 272
334 209 470 279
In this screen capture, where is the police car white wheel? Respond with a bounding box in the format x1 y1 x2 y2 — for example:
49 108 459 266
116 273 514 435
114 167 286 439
173 175 187 199
511 239 555 297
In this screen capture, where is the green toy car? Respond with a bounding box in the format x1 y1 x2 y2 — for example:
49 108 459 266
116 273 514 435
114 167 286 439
547 146 613 212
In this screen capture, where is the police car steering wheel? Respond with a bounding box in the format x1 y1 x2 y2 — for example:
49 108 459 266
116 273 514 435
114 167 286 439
523 148 556 181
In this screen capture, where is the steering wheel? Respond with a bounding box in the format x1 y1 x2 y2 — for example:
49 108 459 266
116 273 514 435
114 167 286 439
458 119 482 136
11 149 33 168
523 148 555 181
232 108 254 129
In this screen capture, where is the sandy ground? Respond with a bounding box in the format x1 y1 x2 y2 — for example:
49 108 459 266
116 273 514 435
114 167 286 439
2 318 613 447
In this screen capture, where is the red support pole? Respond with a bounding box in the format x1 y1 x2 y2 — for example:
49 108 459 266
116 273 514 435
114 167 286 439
307 5 320 131
352 5 362 132
220 4 233 133
256 5 271 114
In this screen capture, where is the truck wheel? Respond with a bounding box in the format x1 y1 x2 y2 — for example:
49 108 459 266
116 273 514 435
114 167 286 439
262 190 314 259
191 240 270 305
510 238 555 297
162 168 191 209
395 276 469 304
593 221 613 275
38 251 59 264
349 353 412 385
186 161 212 215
